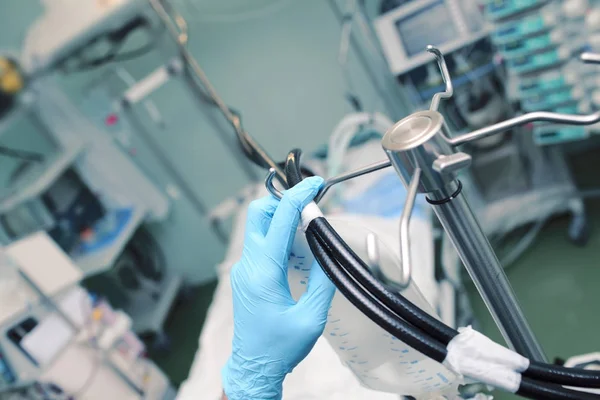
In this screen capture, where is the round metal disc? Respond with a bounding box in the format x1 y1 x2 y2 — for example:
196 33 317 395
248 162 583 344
382 110 444 152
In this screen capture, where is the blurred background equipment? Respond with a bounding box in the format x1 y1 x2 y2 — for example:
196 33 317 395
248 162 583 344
0 0 600 398
0 231 175 399
484 0 600 145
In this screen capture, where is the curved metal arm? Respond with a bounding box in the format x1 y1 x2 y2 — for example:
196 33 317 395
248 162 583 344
314 159 392 203
427 46 453 111
265 160 392 202
265 169 283 199
266 164 416 288
448 110 600 146
398 167 421 287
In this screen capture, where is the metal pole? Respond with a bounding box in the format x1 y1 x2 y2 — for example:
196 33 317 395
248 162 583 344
381 105 547 361
428 191 547 361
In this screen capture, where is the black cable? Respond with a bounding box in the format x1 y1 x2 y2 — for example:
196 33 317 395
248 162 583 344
308 217 600 398
73 37 129 71
517 377 600 400
285 149 458 344
285 148 304 186
283 148 600 395
311 216 458 344
66 20 163 72
524 361 600 389
306 227 449 363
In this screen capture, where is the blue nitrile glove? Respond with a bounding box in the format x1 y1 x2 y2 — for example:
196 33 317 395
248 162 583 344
222 177 336 400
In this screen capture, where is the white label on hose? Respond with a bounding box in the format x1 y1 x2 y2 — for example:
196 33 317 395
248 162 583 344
301 202 324 232
443 326 530 393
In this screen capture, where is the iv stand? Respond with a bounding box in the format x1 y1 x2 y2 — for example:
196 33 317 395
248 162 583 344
266 47 600 362
380 46 547 361
150 0 600 361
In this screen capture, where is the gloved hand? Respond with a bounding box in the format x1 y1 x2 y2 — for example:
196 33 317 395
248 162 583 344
222 177 336 400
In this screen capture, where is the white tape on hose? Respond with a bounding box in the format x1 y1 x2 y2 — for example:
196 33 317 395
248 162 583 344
443 326 530 393
443 356 522 393
301 202 324 232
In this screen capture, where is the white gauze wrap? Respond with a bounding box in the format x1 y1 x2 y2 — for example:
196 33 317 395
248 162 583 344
442 326 530 393
301 202 324 232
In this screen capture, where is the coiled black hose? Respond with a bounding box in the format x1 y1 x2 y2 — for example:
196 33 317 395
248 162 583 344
306 228 448 363
284 149 600 397
285 149 304 186
310 216 457 343
286 148 457 343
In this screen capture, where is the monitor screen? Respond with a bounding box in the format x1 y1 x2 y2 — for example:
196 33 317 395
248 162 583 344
395 0 459 57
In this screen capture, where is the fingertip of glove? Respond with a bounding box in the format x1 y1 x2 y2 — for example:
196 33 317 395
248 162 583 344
282 176 322 200
302 175 324 188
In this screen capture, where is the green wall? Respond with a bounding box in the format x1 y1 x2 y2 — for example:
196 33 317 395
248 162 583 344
0 0 404 283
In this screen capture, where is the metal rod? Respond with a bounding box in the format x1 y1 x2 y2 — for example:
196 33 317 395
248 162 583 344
427 46 453 111
398 167 420 287
314 159 392 202
428 191 547 361
147 0 286 182
449 110 600 146
266 160 392 202
581 52 600 64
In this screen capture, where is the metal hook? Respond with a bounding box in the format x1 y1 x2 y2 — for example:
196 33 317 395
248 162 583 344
265 160 392 202
265 169 284 199
426 45 453 111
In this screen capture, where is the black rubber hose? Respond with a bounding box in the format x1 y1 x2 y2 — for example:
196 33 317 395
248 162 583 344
309 226 600 399
285 148 304 187
286 148 456 343
306 228 449 363
524 361 600 389
283 146 600 390
517 377 600 400
309 217 458 344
